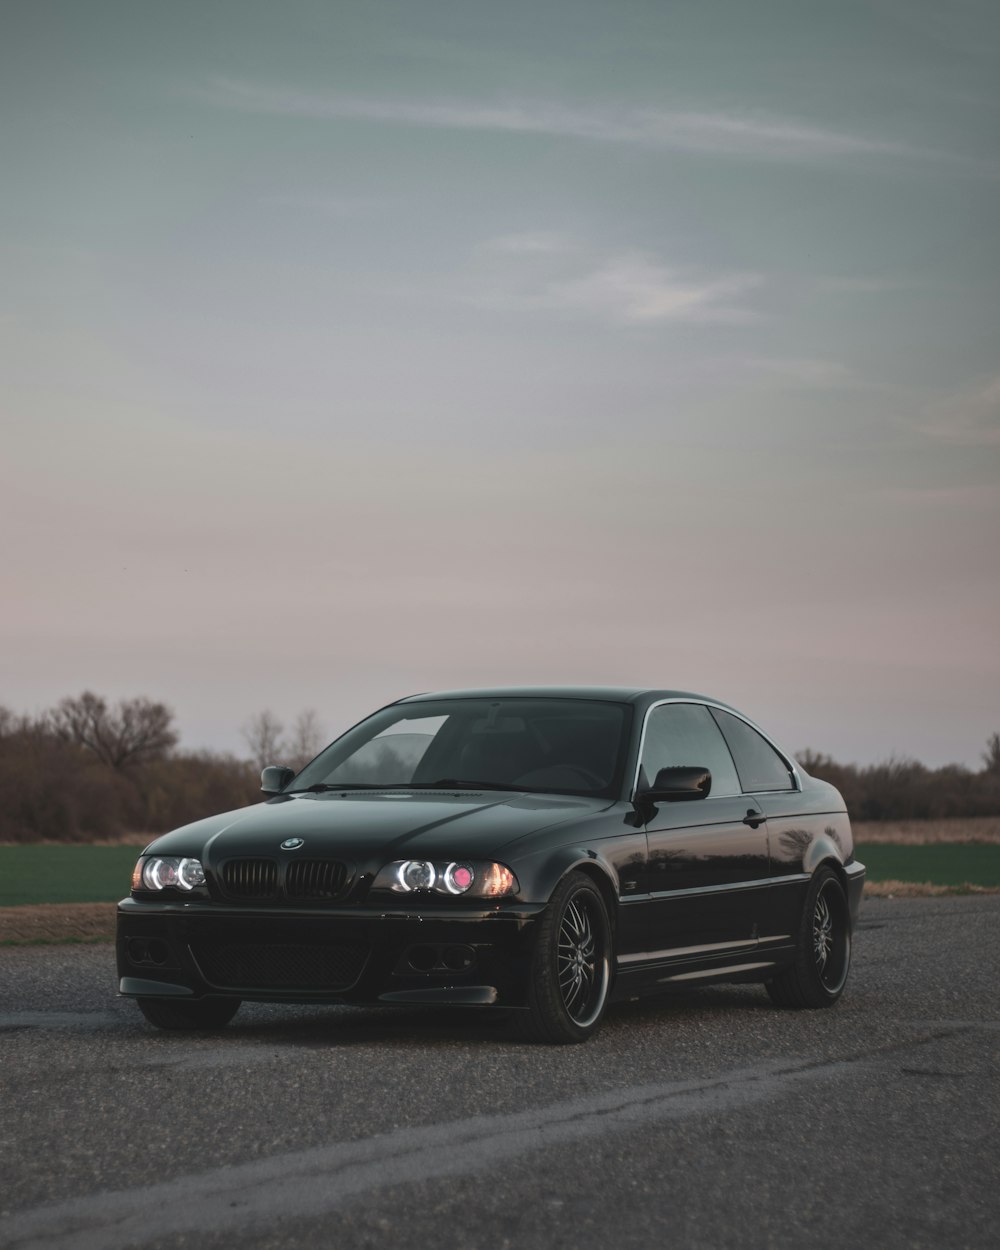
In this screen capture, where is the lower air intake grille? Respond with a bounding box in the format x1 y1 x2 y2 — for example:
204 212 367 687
192 942 369 991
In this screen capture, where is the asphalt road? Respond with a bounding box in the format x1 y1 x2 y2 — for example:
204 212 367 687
1 896 997 1250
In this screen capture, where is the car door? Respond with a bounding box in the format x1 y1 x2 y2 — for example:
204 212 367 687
639 703 770 961
708 707 805 948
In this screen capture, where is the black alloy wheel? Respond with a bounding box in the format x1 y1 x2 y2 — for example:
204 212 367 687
136 997 242 1030
518 871 612 1044
766 866 851 1008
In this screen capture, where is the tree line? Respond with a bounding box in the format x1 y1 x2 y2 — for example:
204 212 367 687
0 692 998 843
0 693 326 844
799 736 1000 822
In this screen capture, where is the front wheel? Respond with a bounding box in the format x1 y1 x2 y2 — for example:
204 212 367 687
136 997 241 1031
517 872 612 1044
767 867 851 1008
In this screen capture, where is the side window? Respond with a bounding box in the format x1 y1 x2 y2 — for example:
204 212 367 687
710 709 794 793
638 704 740 798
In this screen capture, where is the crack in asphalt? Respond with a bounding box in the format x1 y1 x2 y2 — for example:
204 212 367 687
1 1024 982 1250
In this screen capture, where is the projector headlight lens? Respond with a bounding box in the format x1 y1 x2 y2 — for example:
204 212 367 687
142 857 178 890
398 860 436 892
177 858 206 890
443 863 475 894
136 857 206 892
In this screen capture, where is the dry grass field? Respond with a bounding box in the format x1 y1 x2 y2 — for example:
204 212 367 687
853 817 1000 844
855 817 1000 897
0 903 115 943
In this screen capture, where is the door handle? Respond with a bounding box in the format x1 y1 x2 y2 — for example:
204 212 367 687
743 810 766 828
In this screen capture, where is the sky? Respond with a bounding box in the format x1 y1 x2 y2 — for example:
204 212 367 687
2 0 999 768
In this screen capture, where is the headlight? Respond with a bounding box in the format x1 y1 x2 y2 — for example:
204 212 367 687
373 860 518 898
177 858 207 889
397 860 436 891
443 863 475 894
133 857 206 892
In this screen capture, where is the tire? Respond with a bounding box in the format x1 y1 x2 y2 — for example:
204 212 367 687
766 866 851 1009
136 997 241 1031
516 871 612 1044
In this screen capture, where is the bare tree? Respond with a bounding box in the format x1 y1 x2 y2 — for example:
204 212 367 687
242 709 286 771
778 828 814 858
983 732 1000 775
285 708 325 772
49 691 177 770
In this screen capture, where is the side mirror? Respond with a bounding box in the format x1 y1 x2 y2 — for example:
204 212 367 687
260 765 295 795
642 766 712 803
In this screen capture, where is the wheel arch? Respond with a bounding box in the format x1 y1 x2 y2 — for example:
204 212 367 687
568 860 619 935
531 849 620 936
802 828 849 881
823 857 849 894
801 852 851 931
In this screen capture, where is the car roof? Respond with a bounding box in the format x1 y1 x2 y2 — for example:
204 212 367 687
396 686 735 710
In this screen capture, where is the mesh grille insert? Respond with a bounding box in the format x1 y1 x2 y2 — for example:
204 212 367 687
193 942 369 991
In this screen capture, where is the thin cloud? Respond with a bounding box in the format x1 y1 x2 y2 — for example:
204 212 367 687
199 78 928 165
541 255 761 325
644 110 912 160
469 250 761 326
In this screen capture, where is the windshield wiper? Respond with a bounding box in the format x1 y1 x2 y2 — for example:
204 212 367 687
286 783 387 793
288 779 531 794
410 779 527 792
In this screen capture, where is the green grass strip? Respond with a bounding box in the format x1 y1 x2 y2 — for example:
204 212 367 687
0 845 140 906
856 842 1000 887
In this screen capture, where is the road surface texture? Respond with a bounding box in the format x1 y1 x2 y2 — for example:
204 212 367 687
1 896 997 1250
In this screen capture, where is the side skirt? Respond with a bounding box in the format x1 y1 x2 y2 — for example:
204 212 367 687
610 939 796 1002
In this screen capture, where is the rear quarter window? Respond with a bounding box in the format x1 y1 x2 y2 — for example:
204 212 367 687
710 708 794 793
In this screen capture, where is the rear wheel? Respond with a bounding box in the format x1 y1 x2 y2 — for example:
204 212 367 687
136 997 241 1030
516 872 612 1044
767 867 851 1008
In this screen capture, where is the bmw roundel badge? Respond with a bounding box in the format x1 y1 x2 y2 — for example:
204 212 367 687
280 837 304 850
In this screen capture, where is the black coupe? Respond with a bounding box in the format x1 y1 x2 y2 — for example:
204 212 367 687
118 688 865 1043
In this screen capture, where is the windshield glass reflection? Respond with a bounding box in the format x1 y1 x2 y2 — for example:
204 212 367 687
290 698 630 799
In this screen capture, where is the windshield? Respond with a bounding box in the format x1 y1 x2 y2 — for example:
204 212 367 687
289 698 631 799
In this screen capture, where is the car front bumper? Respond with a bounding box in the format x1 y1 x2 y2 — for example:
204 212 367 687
845 860 866 927
116 897 545 1009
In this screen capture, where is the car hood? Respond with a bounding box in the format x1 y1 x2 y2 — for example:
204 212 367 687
146 790 610 862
